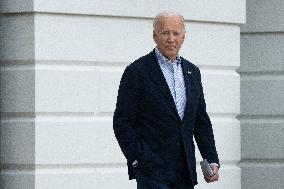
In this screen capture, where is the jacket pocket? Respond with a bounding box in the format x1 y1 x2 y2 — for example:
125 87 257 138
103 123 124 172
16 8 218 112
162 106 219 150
137 141 164 167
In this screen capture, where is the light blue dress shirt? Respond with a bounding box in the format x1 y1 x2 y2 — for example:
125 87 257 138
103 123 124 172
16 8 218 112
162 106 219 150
155 48 187 119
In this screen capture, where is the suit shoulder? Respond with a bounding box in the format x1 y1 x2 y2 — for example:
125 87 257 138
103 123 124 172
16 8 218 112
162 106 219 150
127 51 154 71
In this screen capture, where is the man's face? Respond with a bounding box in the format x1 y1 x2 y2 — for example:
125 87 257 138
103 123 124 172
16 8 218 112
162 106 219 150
153 16 185 60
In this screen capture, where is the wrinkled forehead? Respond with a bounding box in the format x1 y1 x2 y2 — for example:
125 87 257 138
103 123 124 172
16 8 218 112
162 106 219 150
155 16 184 31
158 14 183 21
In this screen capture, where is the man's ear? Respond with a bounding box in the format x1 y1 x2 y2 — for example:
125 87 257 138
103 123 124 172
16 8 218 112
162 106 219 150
153 30 156 38
153 31 157 43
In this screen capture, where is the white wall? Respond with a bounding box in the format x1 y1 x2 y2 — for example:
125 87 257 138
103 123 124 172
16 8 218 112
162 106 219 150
0 1 245 188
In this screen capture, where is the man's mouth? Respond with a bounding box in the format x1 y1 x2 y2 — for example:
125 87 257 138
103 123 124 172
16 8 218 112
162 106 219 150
166 46 176 50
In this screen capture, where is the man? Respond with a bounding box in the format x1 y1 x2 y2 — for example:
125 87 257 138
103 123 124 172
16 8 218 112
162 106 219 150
113 11 219 189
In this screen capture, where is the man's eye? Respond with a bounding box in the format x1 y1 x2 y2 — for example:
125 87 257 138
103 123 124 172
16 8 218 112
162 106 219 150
174 32 180 35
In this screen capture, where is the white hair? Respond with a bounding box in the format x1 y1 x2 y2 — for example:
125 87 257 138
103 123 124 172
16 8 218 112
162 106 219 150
153 11 186 32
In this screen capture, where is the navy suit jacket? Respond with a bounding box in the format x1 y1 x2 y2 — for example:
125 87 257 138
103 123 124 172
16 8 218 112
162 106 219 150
113 49 219 186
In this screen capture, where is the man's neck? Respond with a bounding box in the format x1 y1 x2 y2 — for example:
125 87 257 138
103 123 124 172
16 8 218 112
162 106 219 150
155 47 180 63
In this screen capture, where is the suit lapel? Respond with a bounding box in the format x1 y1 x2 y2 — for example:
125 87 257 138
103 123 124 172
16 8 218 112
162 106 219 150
181 58 197 121
147 51 178 115
146 50 198 121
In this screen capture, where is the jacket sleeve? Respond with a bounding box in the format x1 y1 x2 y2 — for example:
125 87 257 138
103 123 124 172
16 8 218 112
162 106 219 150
113 65 140 166
193 68 220 167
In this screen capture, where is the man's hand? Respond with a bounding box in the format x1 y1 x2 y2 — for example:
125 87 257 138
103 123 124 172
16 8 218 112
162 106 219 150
204 164 219 183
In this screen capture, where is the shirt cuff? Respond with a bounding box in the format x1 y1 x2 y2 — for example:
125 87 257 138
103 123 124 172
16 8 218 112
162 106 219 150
132 160 138 167
210 163 220 168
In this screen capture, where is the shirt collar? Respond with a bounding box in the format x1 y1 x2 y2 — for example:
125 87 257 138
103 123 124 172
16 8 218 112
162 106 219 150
155 47 181 65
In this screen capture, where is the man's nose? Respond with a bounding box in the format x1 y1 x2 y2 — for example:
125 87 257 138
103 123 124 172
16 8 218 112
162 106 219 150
167 33 175 42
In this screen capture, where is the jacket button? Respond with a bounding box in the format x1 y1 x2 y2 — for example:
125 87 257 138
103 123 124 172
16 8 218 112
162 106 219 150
176 141 180 146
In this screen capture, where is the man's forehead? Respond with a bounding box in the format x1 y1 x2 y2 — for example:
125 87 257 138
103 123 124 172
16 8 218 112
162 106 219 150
158 15 183 22
156 17 184 29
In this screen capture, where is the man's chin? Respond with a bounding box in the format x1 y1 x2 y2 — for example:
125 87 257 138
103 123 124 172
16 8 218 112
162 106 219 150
165 53 178 60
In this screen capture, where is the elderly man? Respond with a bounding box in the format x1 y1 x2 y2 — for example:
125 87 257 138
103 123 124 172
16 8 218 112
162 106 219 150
113 11 219 189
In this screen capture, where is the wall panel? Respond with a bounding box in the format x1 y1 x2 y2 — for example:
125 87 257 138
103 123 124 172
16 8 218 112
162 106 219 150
0 0 245 188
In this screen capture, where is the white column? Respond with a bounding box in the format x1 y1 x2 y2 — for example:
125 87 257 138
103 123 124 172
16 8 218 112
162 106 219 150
1 1 246 188
240 0 284 188
1 1 35 189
